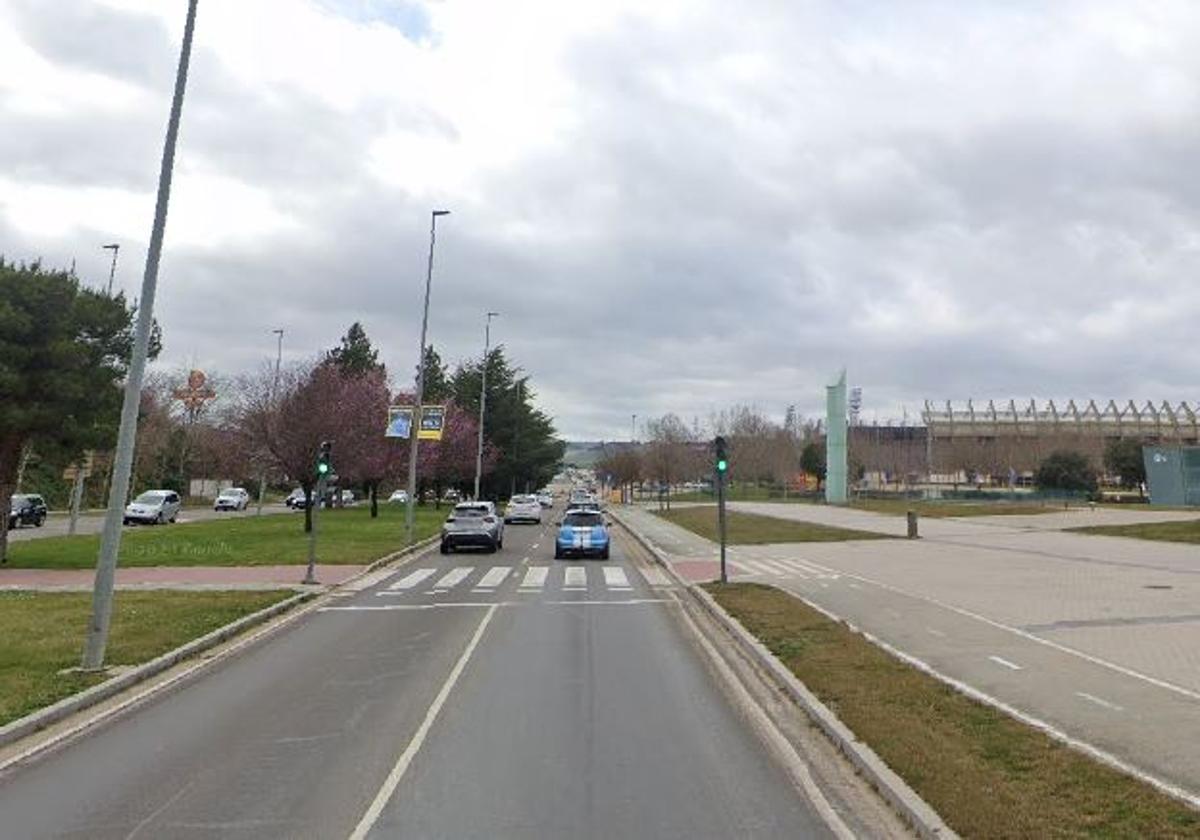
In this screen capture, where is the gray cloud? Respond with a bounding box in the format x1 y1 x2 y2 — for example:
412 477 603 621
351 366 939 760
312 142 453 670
5 1 1200 441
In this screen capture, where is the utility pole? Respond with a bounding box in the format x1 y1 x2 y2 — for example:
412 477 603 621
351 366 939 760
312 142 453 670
405 210 450 544
631 414 636 444
83 0 198 671
102 243 120 296
256 328 284 515
473 311 499 500
511 379 523 497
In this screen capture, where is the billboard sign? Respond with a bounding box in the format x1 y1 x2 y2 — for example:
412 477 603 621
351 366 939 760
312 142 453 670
386 406 446 441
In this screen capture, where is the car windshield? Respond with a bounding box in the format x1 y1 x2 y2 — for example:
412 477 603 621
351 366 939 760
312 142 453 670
133 492 165 504
563 512 603 527
511 496 536 504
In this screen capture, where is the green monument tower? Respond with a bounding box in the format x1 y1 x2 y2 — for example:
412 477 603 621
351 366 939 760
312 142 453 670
826 370 848 504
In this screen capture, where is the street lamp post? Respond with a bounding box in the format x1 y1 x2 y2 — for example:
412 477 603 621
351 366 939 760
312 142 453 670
405 210 450 544
256 328 284 516
473 311 499 500
102 244 120 296
83 0 199 671
631 414 637 444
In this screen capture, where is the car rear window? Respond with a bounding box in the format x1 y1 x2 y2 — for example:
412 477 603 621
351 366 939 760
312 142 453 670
454 505 488 517
564 512 603 527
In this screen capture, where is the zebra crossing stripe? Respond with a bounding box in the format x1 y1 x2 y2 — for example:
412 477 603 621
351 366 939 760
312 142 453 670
390 568 438 590
473 566 512 591
602 566 631 590
519 566 549 590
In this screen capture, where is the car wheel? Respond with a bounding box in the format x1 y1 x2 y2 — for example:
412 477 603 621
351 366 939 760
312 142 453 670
439 541 449 554
34 514 45 527
600 547 610 560
156 512 165 525
169 514 177 523
554 547 563 560
487 540 498 554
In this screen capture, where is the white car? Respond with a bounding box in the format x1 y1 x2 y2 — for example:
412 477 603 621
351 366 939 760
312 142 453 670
214 487 250 511
504 494 543 524
124 490 182 525
388 489 409 504
536 492 553 508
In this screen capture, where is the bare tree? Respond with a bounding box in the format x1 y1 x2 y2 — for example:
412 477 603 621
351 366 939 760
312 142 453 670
644 413 697 511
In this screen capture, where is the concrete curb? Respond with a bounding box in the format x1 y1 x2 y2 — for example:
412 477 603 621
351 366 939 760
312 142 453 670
0 532 440 753
609 506 957 840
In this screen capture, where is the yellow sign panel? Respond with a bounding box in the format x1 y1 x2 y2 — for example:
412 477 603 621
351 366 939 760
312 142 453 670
418 405 446 441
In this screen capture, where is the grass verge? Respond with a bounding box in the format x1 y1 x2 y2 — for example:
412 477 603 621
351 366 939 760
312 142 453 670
655 506 888 544
0 589 294 726
1070 519 1200 545
4 505 445 570
848 499 1068 518
707 582 1200 838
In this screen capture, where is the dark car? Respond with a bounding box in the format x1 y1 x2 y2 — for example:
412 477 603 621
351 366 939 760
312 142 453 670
9 494 48 529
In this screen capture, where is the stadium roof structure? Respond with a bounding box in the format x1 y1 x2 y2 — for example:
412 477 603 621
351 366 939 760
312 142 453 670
922 399 1200 439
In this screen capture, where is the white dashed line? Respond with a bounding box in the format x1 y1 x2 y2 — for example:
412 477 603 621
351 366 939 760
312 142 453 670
1075 692 1124 712
926 628 946 637
988 655 1023 671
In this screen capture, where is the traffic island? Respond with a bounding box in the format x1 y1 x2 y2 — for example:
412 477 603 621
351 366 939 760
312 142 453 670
706 582 1200 839
656 506 890 544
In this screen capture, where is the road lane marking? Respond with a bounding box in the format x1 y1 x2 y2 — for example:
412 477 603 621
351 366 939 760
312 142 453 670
430 567 472 592
544 598 667 606
564 566 586 590
348 603 499 840
389 568 438 590
519 566 548 590
926 628 947 637
1076 691 1124 712
829 568 1200 703
602 566 631 590
473 566 512 591
531 543 540 550
988 655 1023 671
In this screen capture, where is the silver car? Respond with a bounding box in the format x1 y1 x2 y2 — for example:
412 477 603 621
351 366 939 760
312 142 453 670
214 487 249 511
440 501 504 554
124 490 182 525
504 494 542 524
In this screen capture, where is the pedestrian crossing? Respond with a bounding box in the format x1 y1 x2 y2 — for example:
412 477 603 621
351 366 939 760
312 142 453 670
384 564 648 597
731 556 840 580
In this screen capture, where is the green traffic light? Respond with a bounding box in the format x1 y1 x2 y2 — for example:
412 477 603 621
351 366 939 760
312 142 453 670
717 459 727 472
317 462 329 475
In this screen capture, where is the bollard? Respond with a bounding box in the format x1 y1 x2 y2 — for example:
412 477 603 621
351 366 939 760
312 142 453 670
906 510 919 539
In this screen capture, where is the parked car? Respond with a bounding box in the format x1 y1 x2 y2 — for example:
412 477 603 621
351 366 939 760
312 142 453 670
442 488 462 503
388 489 409 504
214 487 250 511
123 490 182 525
440 501 504 554
555 508 610 560
339 489 356 506
504 494 543 524
8 493 47 529
285 488 309 509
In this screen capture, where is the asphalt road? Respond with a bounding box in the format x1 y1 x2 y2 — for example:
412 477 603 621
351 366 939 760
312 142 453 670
7 503 295 542
0 506 835 839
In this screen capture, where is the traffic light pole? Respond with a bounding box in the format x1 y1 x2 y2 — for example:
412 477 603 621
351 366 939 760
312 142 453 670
717 467 727 583
304 473 325 585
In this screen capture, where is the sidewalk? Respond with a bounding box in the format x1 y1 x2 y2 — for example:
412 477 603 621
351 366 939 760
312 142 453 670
0 565 366 591
617 502 1200 800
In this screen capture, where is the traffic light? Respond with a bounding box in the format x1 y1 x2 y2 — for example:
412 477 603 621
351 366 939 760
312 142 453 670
316 440 333 477
714 436 728 474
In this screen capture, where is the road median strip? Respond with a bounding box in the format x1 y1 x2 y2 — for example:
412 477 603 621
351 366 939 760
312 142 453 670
654 505 890 544
611 506 1200 839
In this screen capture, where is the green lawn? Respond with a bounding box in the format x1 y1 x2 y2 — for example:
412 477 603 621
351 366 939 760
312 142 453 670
708 583 1200 839
848 499 1068 518
0 589 294 726
655 506 889 544
4 505 445 570
1070 519 1200 544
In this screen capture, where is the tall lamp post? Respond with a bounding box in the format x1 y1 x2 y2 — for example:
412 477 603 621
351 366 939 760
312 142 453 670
255 328 284 515
405 210 450 544
83 0 199 671
102 243 120 296
473 311 499 500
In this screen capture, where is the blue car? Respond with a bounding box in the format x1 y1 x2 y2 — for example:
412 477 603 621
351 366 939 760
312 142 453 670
554 509 610 560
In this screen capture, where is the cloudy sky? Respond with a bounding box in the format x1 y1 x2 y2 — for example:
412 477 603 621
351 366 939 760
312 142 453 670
3 0 1200 439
